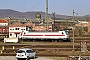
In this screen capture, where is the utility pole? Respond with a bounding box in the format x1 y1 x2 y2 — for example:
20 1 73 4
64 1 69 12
8 17 11 38
81 21 84 35
52 12 55 31
72 10 75 51
46 0 48 31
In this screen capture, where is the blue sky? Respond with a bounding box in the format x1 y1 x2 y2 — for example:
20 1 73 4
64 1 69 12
0 0 90 16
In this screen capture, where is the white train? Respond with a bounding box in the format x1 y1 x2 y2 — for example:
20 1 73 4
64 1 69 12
19 30 70 42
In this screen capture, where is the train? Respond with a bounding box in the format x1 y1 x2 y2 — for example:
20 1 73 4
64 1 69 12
19 30 70 42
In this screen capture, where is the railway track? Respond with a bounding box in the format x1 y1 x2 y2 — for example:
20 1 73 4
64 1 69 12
0 37 90 57
0 42 90 56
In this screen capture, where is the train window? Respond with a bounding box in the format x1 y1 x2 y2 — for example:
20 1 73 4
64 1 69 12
18 28 19 30
21 29 25 30
10 29 12 30
65 31 68 35
15 28 17 30
15 28 19 30
10 29 14 30
26 27 32 31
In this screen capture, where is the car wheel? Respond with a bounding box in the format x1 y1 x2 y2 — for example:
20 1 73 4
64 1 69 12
23 58 27 60
34 55 36 59
17 58 21 60
17 58 26 60
26 56 29 60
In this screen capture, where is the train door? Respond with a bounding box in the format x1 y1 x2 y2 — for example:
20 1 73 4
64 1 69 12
14 32 20 38
16 34 18 38
15 33 19 38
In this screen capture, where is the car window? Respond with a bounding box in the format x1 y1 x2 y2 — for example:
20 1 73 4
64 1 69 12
30 50 34 53
26 50 34 53
26 50 30 53
17 50 25 53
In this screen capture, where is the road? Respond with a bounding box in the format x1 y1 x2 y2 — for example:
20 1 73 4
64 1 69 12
0 56 67 60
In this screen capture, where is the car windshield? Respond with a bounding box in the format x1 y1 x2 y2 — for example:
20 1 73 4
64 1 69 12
26 50 34 53
17 50 25 53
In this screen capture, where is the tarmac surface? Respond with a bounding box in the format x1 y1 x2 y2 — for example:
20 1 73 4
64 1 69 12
0 56 66 60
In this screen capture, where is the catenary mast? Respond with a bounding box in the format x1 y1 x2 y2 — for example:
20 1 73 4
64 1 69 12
46 0 48 31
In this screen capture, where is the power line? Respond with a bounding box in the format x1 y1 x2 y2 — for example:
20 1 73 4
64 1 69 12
30 0 42 11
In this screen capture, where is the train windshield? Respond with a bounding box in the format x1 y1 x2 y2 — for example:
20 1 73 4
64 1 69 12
65 31 69 35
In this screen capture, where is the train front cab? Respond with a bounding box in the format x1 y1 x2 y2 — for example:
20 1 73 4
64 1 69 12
61 30 70 42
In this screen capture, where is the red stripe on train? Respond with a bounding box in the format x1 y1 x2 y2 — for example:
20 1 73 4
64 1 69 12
45 35 65 36
23 35 43 36
23 35 65 36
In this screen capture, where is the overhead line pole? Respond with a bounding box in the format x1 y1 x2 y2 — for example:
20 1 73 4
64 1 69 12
46 0 48 31
52 12 55 31
72 10 75 51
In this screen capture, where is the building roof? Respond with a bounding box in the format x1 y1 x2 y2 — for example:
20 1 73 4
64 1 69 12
24 21 32 27
9 21 25 27
0 19 8 23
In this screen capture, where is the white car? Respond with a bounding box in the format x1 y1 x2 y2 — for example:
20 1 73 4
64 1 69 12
16 48 36 60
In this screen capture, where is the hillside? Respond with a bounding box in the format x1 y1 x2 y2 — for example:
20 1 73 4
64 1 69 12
0 9 72 19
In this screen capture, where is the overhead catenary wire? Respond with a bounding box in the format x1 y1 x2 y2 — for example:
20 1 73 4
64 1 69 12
29 0 42 11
